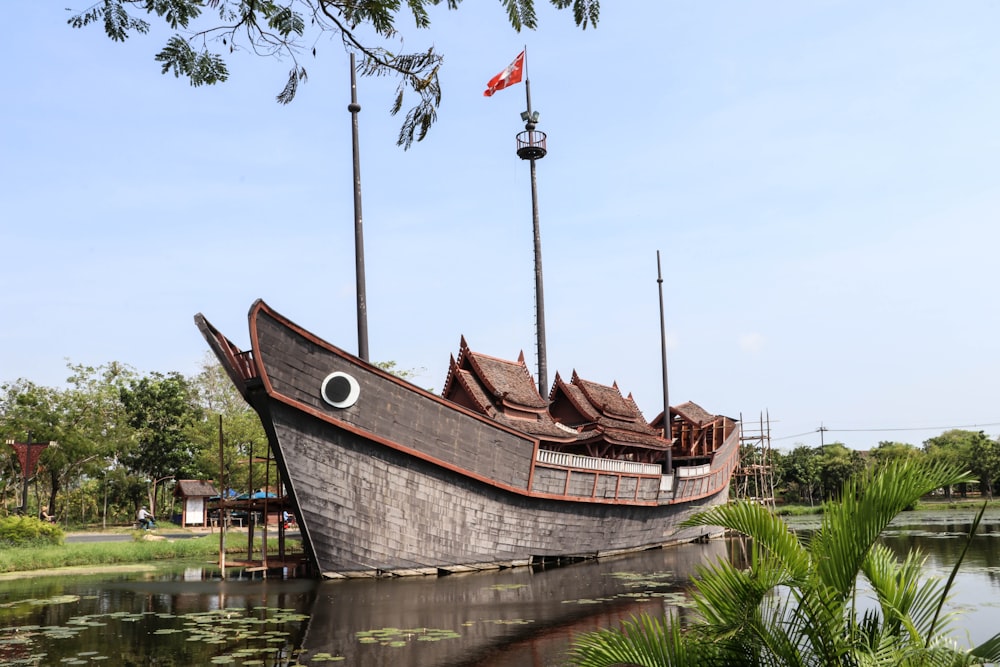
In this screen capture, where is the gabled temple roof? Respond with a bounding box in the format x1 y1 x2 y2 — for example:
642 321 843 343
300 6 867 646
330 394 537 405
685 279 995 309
442 337 548 410
551 370 650 425
442 338 580 443
441 340 705 454
572 373 639 421
549 371 669 451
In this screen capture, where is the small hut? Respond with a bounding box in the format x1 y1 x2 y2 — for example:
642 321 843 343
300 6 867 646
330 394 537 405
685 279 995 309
173 480 219 527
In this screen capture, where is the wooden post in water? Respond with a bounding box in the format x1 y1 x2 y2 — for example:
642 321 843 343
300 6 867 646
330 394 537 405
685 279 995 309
261 448 270 578
218 415 226 579
247 441 254 561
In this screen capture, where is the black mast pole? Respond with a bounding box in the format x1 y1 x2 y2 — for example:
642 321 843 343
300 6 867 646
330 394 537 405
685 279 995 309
657 251 673 474
516 54 549 396
349 53 370 362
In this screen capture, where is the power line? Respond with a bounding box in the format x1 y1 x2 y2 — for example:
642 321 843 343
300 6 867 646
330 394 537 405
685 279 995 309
773 421 1000 442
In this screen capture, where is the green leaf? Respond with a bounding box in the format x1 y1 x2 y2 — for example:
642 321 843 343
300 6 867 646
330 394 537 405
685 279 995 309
154 36 229 86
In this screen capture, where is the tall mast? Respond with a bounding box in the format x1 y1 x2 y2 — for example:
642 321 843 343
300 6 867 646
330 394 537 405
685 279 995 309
657 251 672 474
516 66 548 395
348 53 370 361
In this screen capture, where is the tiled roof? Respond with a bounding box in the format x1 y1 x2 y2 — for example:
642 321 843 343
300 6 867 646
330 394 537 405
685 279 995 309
442 340 680 452
590 427 671 450
468 353 548 409
553 375 601 422
443 340 579 441
495 414 581 440
443 337 548 410
574 375 639 421
673 401 716 426
174 479 218 498
550 371 668 450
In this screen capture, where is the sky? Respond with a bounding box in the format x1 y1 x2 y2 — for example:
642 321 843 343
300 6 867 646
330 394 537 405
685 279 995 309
3 2 1000 452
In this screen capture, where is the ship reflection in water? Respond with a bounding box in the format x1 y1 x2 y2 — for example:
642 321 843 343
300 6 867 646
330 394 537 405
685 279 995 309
4 519 998 666
297 538 730 666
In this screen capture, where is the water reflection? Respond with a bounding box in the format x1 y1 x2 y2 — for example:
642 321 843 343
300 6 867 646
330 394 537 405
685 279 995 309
0 541 724 666
297 539 725 666
0 571 317 666
1 511 997 666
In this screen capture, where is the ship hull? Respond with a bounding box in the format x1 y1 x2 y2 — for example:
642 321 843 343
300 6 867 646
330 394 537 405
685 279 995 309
262 399 729 577
198 300 738 578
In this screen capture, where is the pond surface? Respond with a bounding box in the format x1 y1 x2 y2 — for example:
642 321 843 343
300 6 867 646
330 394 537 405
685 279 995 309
1 508 998 666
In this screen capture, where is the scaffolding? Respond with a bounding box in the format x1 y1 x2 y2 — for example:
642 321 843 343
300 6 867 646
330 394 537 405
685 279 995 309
734 411 776 507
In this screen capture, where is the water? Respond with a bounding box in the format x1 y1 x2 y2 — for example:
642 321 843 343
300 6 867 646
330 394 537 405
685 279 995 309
785 507 1000 647
1 509 998 666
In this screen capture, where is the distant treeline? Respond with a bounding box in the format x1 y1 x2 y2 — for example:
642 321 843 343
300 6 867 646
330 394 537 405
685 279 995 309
741 430 1000 505
0 358 271 526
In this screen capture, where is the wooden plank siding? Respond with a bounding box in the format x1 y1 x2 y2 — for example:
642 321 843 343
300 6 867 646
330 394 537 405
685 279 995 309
196 301 741 576
262 399 731 576
671 426 741 504
253 306 538 494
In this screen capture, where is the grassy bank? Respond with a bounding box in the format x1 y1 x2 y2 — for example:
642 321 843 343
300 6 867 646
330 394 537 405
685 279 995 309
772 497 1000 517
914 497 1000 510
0 534 302 575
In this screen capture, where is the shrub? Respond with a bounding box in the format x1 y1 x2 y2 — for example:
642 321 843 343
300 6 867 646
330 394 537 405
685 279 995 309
0 515 64 548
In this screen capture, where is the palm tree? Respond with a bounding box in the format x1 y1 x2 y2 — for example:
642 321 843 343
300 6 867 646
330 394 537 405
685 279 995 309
568 459 1000 666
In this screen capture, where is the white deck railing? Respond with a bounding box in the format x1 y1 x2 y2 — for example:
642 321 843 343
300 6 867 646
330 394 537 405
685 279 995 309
676 463 712 478
535 449 662 476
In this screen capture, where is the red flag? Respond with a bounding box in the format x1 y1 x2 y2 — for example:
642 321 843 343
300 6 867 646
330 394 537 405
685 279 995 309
484 51 525 97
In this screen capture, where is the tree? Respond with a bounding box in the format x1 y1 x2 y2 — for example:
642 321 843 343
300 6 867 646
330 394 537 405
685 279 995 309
68 0 601 148
188 356 271 497
568 459 1000 666
46 362 137 522
870 440 921 469
968 432 1000 499
815 442 865 502
777 445 821 505
119 371 204 516
0 379 62 514
924 430 980 499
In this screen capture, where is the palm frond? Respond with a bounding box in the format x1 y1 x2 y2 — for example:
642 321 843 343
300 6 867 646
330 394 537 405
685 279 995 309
970 631 1000 662
812 459 972 597
566 612 712 667
683 501 811 580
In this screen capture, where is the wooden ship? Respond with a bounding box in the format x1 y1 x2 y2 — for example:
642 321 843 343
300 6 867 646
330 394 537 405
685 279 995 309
195 58 740 578
196 301 739 578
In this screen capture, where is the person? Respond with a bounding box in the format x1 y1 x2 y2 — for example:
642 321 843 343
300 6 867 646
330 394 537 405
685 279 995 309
137 506 155 530
40 507 55 523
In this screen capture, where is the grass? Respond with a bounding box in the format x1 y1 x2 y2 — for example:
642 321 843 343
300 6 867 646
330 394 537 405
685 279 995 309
913 497 1000 510
769 496 1000 516
0 534 303 575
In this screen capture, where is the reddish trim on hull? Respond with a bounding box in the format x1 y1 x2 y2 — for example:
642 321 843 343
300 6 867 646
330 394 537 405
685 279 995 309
238 299 735 508
247 300 547 443
267 389 664 506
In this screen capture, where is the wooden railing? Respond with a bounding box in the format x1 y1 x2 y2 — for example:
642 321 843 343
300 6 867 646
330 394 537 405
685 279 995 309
669 427 741 503
535 449 661 476
676 463 712 478
233 350 258 381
